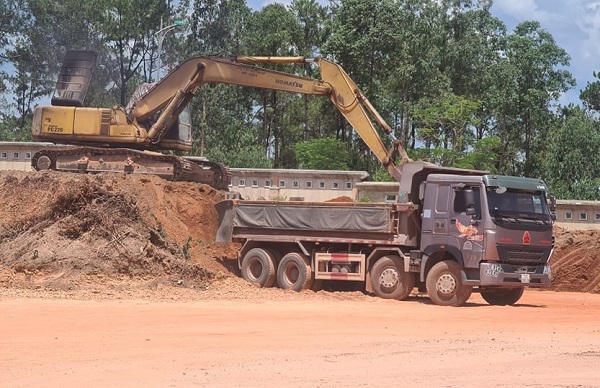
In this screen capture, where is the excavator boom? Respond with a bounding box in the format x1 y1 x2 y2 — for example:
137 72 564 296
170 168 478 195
130 56 331 122
130 55 410 180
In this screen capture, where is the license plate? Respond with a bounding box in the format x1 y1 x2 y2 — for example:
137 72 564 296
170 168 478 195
520 273 531 283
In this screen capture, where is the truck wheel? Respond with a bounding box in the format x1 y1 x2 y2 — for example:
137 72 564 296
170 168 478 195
310 279 324 292
426 260 472 307
481 287 524 306
241 248 276 288
371 255 415 300
277 252 313 292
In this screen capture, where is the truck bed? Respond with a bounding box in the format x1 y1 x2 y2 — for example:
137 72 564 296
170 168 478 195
216 200 419 245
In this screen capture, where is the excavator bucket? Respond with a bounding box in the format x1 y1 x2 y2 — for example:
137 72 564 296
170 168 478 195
51 50 97 107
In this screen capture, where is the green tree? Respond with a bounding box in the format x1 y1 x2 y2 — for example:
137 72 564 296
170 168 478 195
324 0 404 174
290 0 328 57
0 1 27 95
5 38 53 133
383 0 449 147
579 71 600 112
294 138 349 170
438 0 505 99
185 0 250 56
98 0 170 105
25 0 110 105
455 136 501 172
411 93 481 165
497 21 574 176
543 107 600 200
436 0 508 147
200 86 271 168
245 4 303 167
289 0 329 140
182 0 261 167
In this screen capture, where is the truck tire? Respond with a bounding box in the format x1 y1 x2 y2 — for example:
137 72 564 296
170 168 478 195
426 260 472 307
277 252 313 292
371 255 415 300
310 279 324 292
241 248 276 288
481 287 524 306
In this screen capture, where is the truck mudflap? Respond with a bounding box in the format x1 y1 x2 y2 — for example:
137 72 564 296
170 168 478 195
475 262 551 287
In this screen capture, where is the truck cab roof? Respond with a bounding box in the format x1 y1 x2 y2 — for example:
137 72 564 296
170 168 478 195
482 175 548 191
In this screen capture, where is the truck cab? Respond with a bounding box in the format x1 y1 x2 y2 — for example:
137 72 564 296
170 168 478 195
409 167 554 305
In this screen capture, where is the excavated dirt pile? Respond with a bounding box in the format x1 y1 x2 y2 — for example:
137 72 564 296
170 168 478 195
0 170 238 291
0 170 599 295
550 227 600 293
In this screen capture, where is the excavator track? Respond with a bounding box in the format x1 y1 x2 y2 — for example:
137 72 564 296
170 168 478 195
31 147 231 190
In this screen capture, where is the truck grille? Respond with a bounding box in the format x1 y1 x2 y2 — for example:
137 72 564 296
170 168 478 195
496 245 552 266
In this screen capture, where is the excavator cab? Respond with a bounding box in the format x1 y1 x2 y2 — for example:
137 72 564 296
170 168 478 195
158 105 193 151
127 82 194 151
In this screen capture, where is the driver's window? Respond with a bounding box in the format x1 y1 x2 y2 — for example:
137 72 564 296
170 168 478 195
453 188 481 219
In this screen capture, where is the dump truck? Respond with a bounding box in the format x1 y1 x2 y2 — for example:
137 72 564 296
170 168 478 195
208 56 554 307
216 162 554 307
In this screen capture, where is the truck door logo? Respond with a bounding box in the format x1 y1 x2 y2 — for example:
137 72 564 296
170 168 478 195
455 220 481 240
523 231 531 245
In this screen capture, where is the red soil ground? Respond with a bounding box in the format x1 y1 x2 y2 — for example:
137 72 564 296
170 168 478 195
2 170 600 386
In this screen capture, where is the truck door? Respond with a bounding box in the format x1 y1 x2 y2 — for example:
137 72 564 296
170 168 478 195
420 183 452 246
433 184 451 235
421 183 484 269
450 187 484 269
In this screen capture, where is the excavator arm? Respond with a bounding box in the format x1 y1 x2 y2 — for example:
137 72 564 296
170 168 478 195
130 56 411 181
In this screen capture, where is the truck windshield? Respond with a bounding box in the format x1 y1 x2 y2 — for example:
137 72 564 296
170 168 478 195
486 188 551 223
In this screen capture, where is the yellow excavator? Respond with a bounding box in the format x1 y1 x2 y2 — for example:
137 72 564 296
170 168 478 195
31 51 410 189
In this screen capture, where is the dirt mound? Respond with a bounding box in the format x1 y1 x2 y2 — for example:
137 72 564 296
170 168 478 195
0 171 238 291
326 196 353 202
550 226 600 293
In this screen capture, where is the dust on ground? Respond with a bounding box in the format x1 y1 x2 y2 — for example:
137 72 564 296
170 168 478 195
0 170 598 298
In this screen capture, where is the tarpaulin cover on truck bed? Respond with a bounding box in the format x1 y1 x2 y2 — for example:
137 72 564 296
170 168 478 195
234 202 392 231
215 201 395 243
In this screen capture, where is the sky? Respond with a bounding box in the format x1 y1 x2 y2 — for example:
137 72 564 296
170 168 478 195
491 0 600 105
248 0 600 106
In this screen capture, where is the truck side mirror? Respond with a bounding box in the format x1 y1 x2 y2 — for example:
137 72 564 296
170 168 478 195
464 189 476 216
548 194 557 221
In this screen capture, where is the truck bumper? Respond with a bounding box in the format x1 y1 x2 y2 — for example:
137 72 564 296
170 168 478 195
475 262 551 287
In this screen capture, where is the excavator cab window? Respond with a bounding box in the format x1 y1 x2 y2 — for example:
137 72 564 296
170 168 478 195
162 105 192 143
